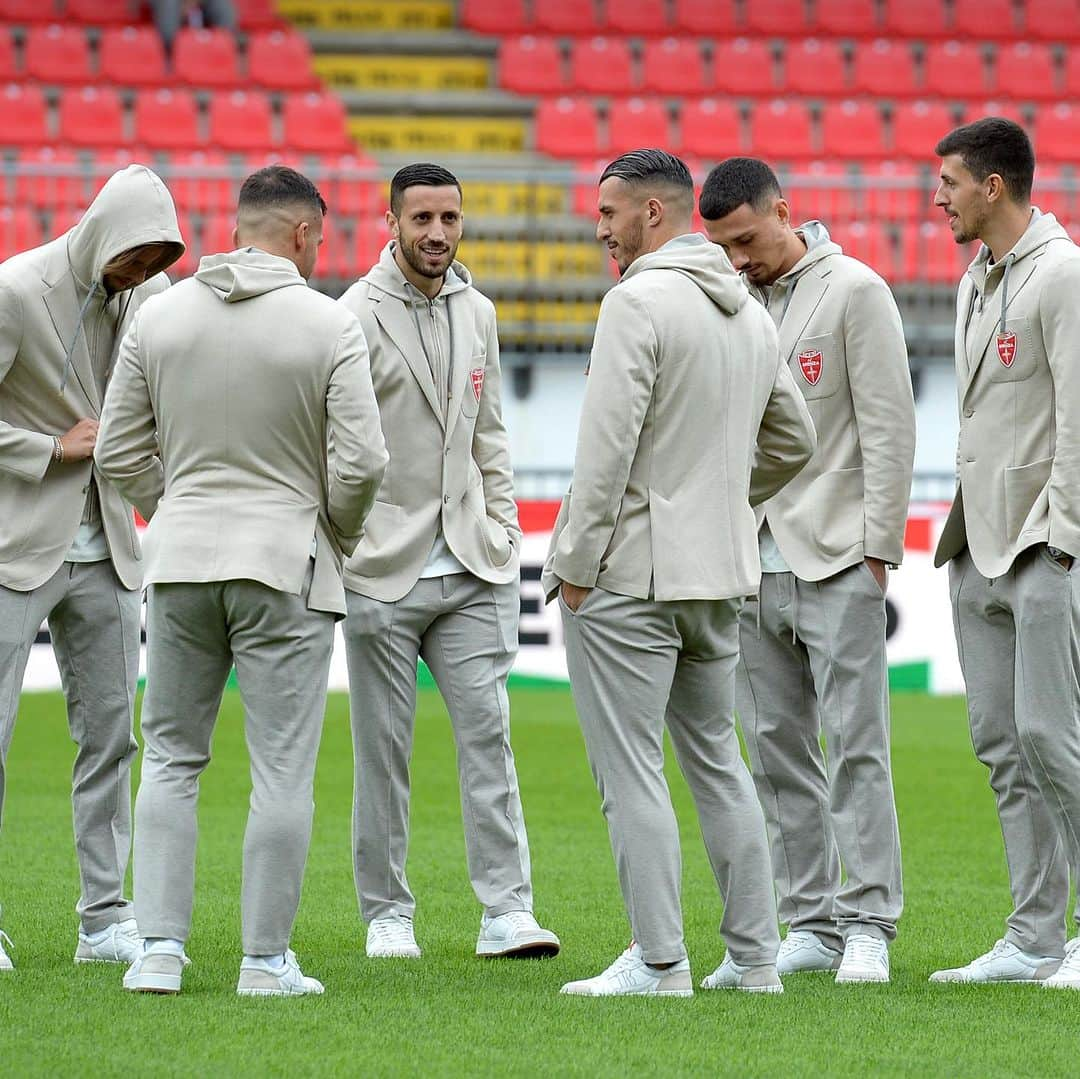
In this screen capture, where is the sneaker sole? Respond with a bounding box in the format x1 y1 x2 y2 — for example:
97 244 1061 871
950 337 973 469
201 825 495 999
236 987 324 997
124 974 182 994
366 948 422 959
560 986 693 998
929 974 1042 984
477 940 561 959
75 953 136 965
836 973 890 984
700 981 784 993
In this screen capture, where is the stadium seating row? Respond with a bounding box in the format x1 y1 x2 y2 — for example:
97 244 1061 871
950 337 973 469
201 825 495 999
0 26 318 91
0 0 279 29
0 84 352 153
463 0 1080 41
501 35 1080 100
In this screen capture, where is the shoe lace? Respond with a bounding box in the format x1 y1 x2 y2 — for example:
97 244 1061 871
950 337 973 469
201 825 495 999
983 939 1013 962
371 917 412 943
845 936 887 964
499 911 537 932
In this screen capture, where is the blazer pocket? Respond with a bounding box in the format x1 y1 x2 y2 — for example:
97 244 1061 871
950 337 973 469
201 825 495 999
790 332 842 401
358 500 404 553
987 316 1039 383
459 355 486 419
810 467 865 557
468 504 513 567
1004 457 1052 543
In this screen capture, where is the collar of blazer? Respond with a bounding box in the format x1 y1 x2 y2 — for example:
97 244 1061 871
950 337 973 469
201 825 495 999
777 259 833 365
40 244 101 414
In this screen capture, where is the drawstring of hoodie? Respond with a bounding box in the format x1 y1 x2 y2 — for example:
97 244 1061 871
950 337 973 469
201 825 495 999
405 280 454 406
998 252 1016 334
59 278 104 395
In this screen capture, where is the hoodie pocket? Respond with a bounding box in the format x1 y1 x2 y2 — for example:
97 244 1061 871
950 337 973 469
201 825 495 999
790 333 841 401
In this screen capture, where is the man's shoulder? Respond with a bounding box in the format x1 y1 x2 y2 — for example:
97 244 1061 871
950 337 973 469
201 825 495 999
0 237 58 297
823 250 890 292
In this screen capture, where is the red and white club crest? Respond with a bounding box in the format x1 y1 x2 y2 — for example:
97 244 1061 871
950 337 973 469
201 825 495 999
798 349 823 386
997 331 1017 368
470 366 485 401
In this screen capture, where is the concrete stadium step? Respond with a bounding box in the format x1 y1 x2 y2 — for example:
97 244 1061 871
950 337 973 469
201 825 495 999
348 113 529 154
278 0 456 33
457 239 608 280
313 54 491 94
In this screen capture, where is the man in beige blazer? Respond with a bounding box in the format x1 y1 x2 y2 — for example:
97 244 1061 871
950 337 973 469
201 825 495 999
929 118 1080 990
96 166 387 996
339 163 559 961
700 158 916 985
546 150 816 998
0 165 184 971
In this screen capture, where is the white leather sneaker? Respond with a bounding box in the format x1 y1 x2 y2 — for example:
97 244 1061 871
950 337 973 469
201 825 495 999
929 938 1061 984
237 949 324 997
123 940 189 994
836 934 890 984
0 928 13 971
476 910 560 958
76 917 140 964
561 942 692 997
700 954 783 993
776 930 843 975
366 914 421 958
1044 937 1080 989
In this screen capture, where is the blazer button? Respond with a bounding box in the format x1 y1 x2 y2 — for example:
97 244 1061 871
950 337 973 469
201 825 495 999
444 495 451 503
445 447 450 455
963 408 974 418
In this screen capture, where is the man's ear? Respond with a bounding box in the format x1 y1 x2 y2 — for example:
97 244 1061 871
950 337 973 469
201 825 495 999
646 196 664 226
231 225 240 248
985 173 1006 204
776 198 792 227
386 210 399 239
295 220 309 251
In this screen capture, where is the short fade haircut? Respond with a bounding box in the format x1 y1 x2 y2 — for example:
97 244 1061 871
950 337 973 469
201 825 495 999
598 148 694 209
389 162 462 216
699 158 782 221
238 164 327 216
935 117 1034 203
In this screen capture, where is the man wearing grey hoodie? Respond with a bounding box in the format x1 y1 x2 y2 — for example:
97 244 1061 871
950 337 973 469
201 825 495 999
545 150 816 998
0 164 184 971
96 166 387 996
929 118 1080 989
700 158 915 985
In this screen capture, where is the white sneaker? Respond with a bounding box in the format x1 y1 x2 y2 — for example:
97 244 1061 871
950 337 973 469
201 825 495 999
477 910 560 958
776 930 843 975
700 954 783 993
929 938 1060 984
75 917 141 964
1044 937 1080 990
561 942 692 997
0 928 13 971
836 934 890 984
123 940 189 994
237 949 325 997
366 914 421 958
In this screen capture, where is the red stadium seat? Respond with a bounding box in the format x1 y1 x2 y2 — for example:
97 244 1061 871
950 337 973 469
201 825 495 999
952 0 1017 38
161 149 234 213
883 0 948 37
309 215 351 282
608 97 671 155
1025 0 1080 40
571 37 635 95
993 43 1058 100
1065 48 1080 98
820 100 886 158
282 93 351 153
605 0 670 33
460 0 528 33
233 0 282 29
960 100 1026 126
209 91 275 151
673 0 738 33
901 220 974 284
248 30 320 91
785 161 851 225
0 84 49 145
748 99 814 159
24 25 91 84
201 213 239 260
66 0 133 22
100 27 168 87
315 153 380 217
743 0 810 36
814 0 878 36
0 0 58 22
173 28 241 88
134 89 202 150
166 210 198 278
1032 164 1072 222
781 38 848 96
852 39 917 97
642 38 705 95
859 161 927 221
13 147 83 209
59 86 125 148
533 0 601 33
1034 104 1080 162
0 207 44 262
830 221 895 279
535 97 602 157
88 148 154 197
353 216 392 278
893 101 955 159
713 38 774 95
0 29 13 82
922 41 988 98
680 98 743 158
499 37 564 95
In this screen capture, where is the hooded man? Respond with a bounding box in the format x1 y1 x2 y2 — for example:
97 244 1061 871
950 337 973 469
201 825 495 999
699 158 916 985
338 162 560 962
0 164 184 971
544 149 816 998
95 166 387 996
929 118 1080 990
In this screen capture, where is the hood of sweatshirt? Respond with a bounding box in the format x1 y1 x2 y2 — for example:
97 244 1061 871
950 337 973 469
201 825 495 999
194 247 307 302
366 241 473 305
620 233 748 314
772 220 840 286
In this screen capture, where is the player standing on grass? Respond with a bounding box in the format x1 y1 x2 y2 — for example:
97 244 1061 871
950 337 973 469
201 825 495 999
546 149 816 998
0 165 183 972
338 163 560 962
929 118 1080 989
699 158 916 985
96 166 387 996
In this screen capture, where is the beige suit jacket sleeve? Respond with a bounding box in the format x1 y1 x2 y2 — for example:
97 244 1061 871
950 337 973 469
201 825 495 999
95 309 165 521
750 352 818 507
325 316 388 556
551 288 656 588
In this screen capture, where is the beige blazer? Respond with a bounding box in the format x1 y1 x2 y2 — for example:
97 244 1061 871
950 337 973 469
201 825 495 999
935 211 1080 577
95 248 388 617
543 234 816 603
756 241 915 581
0 165 184 591
338 244 520 603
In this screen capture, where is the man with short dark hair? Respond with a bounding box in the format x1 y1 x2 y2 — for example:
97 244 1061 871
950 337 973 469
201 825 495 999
546 149 816 997
0 165 184 971
96 165 387 996
929 118 1080 989
339 163 560 962
699 158 915 984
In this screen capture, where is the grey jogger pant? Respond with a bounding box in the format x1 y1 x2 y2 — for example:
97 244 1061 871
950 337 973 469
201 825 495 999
950 545 1080 957
134 572 334 955
735 563 903 948
561 587 780 968
344 574 533 923
0 560 139 933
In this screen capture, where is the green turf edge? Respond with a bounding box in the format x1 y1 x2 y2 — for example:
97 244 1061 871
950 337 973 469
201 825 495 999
888 660 931 693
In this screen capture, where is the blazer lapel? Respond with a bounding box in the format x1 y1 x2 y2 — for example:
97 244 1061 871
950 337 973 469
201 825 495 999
778 267 831 365
445 296 476 443
372 292 444 426
42 275 100 413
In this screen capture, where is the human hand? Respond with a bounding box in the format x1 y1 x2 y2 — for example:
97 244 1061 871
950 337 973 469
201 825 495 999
560 581 592 613
58 419 99 462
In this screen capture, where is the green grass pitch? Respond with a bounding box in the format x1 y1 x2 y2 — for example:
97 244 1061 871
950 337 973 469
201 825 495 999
1 687 1079 1077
